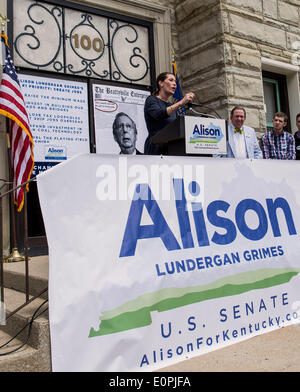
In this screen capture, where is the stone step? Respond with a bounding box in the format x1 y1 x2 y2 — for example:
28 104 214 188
0 256 52 371
0 285 51 372
0 287 49 351
0 329 27 355
0 329 39 372
2 256 48 299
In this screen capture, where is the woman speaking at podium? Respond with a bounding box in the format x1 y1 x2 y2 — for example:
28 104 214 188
144 72 195 155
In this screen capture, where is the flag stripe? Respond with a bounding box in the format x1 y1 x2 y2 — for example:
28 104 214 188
13 126 32 185
0 100 30 130
15 135 30 184
0 33 34 211
12 123 34 210
1 76 26 102
0 108 32 143
1 77 29 114
11 121 23 159
0 87 29 120
0 78 30 121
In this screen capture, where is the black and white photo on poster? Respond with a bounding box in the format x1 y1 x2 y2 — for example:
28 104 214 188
92 83 150 155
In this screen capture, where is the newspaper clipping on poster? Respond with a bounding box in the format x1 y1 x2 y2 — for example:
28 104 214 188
19 74 90 175
92 83 150 155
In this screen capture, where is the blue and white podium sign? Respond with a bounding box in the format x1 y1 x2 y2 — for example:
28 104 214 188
185 116 227 155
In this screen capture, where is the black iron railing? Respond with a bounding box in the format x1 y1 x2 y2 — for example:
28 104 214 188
0 177 48 321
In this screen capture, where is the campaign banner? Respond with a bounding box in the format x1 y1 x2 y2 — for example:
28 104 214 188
37 154 300 372
92 83 150 155
185 116 227 155
19 74 90 175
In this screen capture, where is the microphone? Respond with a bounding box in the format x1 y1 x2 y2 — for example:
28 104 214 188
186 101 221 119
187 102 203 108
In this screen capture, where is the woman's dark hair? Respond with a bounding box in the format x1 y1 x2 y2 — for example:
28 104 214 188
153 72 172 96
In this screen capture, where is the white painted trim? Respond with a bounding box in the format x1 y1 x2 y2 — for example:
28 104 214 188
261 57 300 131
261 57 299 74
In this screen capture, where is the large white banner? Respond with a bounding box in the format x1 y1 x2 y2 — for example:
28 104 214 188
37 154 300 372
19 74 90 175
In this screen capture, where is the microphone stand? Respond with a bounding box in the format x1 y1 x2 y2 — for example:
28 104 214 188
188 107 218 118
187 103 221 119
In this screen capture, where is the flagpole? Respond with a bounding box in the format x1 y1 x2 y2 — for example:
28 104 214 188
4 125 25 262
0 15 25 263
0 14 9 37
171 46 175 63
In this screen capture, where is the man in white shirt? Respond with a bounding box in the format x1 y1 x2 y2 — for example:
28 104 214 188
217 106 262 159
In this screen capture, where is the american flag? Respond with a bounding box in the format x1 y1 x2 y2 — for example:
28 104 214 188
0 33 34 211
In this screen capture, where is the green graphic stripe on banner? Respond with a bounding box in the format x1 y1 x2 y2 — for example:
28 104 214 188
88 269 299 337
99 268 298 320
189 140 218 144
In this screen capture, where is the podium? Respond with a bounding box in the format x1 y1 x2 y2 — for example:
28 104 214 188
150 115 227 156
151 117 186 156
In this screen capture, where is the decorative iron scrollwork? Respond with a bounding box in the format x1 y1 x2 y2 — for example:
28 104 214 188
110 21 149 82
66 13 109 78
14 3 63 70
13 0 151 85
